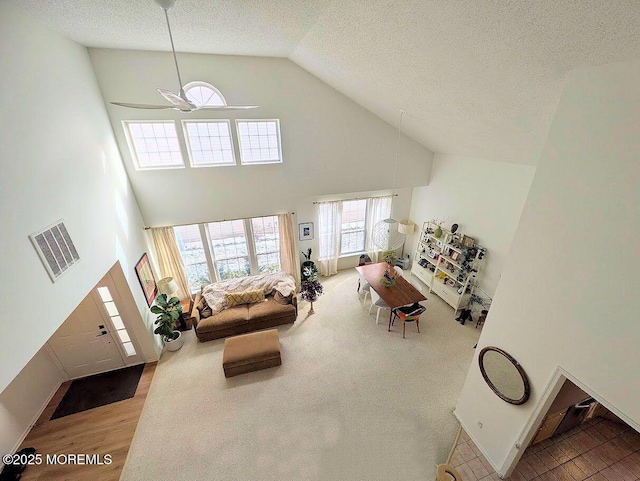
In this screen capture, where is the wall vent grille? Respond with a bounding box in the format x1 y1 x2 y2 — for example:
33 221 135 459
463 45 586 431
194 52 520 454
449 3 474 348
29 220 80 282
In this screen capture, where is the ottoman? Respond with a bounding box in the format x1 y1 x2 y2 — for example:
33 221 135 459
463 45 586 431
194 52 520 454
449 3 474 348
222 329 281 378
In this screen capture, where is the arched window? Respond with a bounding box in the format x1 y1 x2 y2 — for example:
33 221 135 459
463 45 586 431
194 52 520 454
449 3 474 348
183 81 227 107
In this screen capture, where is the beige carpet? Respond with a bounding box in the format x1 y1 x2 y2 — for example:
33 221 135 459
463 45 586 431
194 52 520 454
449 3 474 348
121 269 481 481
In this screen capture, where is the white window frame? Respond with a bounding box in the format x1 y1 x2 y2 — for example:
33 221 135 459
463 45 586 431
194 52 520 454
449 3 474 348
181 120 237 168
235 119 283 165
183 81 227 107
175 216 282 292
122 120 185 171
339 199 368 256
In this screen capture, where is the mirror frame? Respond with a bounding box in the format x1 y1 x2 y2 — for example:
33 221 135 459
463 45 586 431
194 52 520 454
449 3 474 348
478 346 531 405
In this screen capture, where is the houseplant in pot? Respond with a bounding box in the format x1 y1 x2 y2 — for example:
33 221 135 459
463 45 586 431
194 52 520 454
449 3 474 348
151 293 184 351
300 264 323 314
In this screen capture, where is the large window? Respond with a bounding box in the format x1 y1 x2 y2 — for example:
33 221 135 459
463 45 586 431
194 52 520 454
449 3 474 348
174 215 281 291
123 121 184 170
236 120 282 164
182 120 235 167
340 200 367 255
174 225 211 291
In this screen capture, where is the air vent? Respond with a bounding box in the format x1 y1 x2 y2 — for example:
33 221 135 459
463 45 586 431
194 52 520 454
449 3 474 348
29 220 80 282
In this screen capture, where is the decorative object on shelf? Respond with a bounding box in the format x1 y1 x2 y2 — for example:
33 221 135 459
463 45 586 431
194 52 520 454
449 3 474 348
451 251 460 261
151 292 184 351
135 253 157 307
446 278 456 287
478 346 530 405
430 217 447 238
462 235 476 248
300 264 323 314
450 223 459 234
111 0 258 113
372 111 407 251
299 222 314 241
379 268 397 287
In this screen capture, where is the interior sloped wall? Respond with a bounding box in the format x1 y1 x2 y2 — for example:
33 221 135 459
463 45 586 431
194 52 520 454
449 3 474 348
0 4 156 394
454 60 640 475
88 49 433 228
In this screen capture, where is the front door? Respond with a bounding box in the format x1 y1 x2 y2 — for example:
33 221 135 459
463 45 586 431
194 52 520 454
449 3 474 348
48 293 125 379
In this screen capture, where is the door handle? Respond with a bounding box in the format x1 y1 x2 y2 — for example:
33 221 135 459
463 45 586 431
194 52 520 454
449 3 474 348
96 330 108 337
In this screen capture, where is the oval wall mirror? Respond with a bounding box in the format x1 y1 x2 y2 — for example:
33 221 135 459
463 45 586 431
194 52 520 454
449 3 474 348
479 346 530 405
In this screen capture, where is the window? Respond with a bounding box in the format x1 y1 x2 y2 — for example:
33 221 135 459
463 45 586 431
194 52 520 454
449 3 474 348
340 200 367 254
183 81 226 107
174 225 211 292
123 121 184 170
97 287 136 357
236 120 282 164
174 216 282 290
183 121 235 167
206 220 250 280
251 216 280 274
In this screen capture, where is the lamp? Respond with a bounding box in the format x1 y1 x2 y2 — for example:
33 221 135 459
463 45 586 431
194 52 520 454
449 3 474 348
157 277 179 297
372 110 407 251
398 222 415 235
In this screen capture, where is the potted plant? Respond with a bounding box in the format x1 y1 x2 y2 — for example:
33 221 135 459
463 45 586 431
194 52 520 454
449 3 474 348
151 293 184 351
381 249 398 267
300 264 323 314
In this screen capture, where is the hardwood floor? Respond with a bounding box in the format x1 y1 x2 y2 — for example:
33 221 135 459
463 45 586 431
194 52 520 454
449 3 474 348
17 363 156 481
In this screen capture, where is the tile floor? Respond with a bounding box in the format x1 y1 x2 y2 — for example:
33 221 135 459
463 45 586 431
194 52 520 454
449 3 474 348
450 417 640 480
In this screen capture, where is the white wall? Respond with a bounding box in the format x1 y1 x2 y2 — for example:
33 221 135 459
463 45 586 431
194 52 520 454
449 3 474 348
88 49 433 227
455 60 640 474
0 346 64 458
0 5 156 394
406 155 535 296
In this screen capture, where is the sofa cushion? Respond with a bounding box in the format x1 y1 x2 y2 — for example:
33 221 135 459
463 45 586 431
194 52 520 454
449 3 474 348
226 289 265 307
273 290 293 305
196 305 250 333
248 297 296 322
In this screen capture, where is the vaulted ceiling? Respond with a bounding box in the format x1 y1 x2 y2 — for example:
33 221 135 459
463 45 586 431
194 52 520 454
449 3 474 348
12 0 640 166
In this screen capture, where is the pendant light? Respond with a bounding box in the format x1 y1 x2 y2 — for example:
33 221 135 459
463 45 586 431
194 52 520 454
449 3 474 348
372 110 407 251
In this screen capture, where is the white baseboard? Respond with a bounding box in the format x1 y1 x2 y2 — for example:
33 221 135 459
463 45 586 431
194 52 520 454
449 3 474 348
453 409 504 478
9 380 63 457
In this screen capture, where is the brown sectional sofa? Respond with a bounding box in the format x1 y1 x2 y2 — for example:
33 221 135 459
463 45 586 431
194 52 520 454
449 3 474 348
190 290 297 342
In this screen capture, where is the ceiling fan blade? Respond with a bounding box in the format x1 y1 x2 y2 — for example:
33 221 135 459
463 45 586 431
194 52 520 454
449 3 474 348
111 102 175 110
157 88 196 110
195 105 260 111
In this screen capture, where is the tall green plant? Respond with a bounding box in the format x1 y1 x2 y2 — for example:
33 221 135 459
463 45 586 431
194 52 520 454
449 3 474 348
151 294 183 341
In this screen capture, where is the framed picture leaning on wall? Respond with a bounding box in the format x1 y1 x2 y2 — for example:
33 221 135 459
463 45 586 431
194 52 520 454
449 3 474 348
135 253 157 307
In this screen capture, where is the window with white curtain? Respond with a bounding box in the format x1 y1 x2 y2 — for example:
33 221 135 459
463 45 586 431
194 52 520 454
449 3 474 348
318 196 392 259
174 216 281 290
340 200 367 254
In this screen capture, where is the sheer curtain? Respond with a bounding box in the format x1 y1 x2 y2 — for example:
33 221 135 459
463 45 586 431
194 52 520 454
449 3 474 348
318 201 342 276
149 227 191 301
365 196 392 262
278 213 300 286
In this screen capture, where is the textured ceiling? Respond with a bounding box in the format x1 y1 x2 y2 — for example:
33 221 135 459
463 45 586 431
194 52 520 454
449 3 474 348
11 0 640 165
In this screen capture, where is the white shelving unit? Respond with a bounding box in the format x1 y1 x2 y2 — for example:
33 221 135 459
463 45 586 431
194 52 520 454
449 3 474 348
411 221 486 312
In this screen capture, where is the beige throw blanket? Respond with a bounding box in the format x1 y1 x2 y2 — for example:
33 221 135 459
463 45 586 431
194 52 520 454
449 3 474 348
202 272 296 317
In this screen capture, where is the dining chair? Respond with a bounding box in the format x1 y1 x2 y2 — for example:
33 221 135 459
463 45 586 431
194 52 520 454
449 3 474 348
389 302 426 338
394 265 404 277
368 288 389 324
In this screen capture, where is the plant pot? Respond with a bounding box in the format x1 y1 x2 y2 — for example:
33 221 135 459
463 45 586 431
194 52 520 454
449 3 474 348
434 226 443 238
164 330 184 352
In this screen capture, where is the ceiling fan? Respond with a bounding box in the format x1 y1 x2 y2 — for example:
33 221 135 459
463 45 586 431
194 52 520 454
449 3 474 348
111 0 258 112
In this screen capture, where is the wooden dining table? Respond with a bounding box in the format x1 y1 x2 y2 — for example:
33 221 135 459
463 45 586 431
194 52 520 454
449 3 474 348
355 262 427 323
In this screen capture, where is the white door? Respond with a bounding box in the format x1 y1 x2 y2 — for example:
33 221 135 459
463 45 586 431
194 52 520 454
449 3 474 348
48 293 125 379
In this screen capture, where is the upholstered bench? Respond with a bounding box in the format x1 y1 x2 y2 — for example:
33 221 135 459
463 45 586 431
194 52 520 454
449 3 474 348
222 329 281 378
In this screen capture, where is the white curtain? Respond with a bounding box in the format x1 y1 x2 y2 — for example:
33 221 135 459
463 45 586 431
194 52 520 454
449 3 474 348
317 201 342 276
278 213 300 287
365 196 392 262
149 227 191 301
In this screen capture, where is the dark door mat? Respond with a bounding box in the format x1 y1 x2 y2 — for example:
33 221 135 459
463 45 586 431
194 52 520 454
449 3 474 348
50 364 145 420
